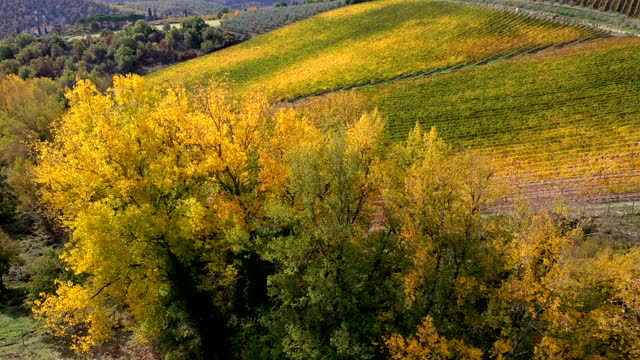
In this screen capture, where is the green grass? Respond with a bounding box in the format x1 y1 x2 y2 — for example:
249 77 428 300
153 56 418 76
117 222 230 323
0 288 72 360
148 0 604 100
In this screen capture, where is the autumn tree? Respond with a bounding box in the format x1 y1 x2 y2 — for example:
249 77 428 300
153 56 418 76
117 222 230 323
385 316 482 360
0 75 64 163
31 75 640 359
377 124 498 352
379 125 640 358
33 75 274 357
486 208 640 359
0 75 64 226
241 110 408 359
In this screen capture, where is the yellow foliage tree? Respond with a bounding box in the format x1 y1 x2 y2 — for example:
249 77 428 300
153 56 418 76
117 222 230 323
31 75 640 359
34 75 406 358
33 75 275 355
0 74 64 161
487 207 640 359
0 74 65 216
385 316 483 360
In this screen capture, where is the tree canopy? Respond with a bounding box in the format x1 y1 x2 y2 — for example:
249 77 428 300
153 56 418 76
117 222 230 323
32 75 640 359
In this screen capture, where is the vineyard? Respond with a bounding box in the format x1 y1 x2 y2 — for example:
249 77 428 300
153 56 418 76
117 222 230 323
147 0 640 204
219 2 345 36
528 0 640 18
347 37 640 203
148 0 604 100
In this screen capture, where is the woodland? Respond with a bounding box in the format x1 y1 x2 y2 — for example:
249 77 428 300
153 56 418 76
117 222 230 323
0 74 636 359
0 0 117 39
0 18 245 91
0 0 639 359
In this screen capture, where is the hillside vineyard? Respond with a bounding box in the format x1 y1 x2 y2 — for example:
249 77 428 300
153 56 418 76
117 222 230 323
149 0 638 202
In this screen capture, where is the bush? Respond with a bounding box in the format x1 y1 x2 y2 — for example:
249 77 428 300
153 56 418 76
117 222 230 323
26 247 67 302
0 230 21 291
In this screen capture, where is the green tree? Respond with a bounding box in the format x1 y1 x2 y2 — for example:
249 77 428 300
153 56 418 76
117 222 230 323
200 27 223 53
0 43 15 61
0 59 20 75
15 34 37 49
115 45 137 73
17 65 34 79
0 173 17 225
0 230 21 291
132 19 154 37
181 17 207 49
15 42 43 65
241 110 409 359
26 247 68 302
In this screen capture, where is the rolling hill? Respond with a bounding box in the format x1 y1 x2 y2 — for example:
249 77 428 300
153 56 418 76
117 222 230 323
354 36 640 202
148 0 638 203
147 0 605 99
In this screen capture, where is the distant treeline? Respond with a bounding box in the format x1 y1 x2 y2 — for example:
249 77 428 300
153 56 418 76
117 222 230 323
78 13 146 31
0 18 246 90
101 0 230 18
0 0 118 39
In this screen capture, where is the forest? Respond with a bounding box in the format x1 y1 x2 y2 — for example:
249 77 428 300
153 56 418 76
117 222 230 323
0 17 245 91
0 74 635 359
0 0 118 39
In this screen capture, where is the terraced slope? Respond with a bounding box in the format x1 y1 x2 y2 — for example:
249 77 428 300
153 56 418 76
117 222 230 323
147 0 604 100
349 37 640 201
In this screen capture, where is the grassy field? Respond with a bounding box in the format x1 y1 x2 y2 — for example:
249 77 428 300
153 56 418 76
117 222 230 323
348 36 640 200
0 220 74 360
147 0 604 100
0 302 70 360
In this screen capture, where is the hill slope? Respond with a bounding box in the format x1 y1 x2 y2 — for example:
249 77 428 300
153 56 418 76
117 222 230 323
148 0 604 99
149 0 637 203
314 36 639 202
